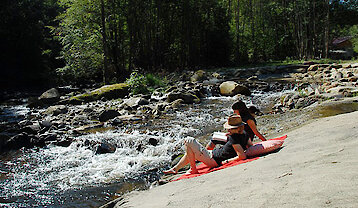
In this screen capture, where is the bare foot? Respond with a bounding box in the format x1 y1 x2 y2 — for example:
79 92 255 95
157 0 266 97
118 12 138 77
185 169 199 175
163 168 177 175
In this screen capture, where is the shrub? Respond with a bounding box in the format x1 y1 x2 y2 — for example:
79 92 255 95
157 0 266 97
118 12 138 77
126 71 167 95
126 71 149 95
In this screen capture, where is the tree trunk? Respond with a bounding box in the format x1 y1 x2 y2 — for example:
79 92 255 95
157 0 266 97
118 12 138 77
324 0 330 58
100 0 110 84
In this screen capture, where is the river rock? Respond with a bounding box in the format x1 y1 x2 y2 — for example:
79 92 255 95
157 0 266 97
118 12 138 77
45 105 68 115
117 114 142 121
110 118 123 126
307 64 319 71
99 110 120 122
5 133 33 150
123 97 150 108
21 123 41 134
39 88 60 105
331 71 343 80
54 137 73 147
171 99 184 108
166 92 200 104
190 70 207 82
95 142 116 154
68 83 129 104
219 81 251 96
148 138 158 146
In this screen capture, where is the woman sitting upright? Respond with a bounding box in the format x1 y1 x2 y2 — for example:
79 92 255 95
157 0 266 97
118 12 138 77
232 101 266 142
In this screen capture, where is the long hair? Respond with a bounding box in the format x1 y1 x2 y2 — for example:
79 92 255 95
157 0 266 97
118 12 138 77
232 101 251 118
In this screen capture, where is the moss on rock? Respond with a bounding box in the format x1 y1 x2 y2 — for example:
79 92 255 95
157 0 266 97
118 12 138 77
69 83 129 103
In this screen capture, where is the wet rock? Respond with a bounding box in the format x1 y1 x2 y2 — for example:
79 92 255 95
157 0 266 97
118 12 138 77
55 137 73 147
219 81 251 96
18 120 32 127
95 142 116 154
166 92 200 104
39 133 57 142
20 123 41 134
0 134 10 152
111 118 123 126
99 110 120 122
148 138 159 146
39 88 60 105
5 133 33 150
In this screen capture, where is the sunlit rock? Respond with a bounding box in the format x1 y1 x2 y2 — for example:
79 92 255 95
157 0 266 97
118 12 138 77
219 81 251 96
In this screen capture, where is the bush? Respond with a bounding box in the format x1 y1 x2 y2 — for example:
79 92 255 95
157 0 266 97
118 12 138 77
126 71 149 95
126 71 167 95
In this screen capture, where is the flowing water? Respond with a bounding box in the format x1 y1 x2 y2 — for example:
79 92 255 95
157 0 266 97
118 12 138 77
0 86 315 208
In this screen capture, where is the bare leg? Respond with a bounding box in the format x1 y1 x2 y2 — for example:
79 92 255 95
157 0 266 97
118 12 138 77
206 141 215 150
185 143 199 174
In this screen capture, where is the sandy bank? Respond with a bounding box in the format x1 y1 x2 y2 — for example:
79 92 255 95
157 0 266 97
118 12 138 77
113 110 358 208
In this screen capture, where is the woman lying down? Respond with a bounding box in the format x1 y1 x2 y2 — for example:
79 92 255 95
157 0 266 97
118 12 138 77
164 115 253 175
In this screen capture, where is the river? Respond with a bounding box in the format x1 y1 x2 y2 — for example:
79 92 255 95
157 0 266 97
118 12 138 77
1 85 297 207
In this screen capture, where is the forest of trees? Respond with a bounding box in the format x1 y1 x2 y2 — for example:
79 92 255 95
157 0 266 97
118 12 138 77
1 0 358 89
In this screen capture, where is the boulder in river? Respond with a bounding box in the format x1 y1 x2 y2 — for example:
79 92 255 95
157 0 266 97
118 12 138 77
67 83 129 104
219 81 251 96
99 110 120 122
190 70 207 82
39 88 61 105
166 92 200 104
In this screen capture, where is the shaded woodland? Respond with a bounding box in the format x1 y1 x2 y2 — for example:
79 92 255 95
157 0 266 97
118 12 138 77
1 0 358 88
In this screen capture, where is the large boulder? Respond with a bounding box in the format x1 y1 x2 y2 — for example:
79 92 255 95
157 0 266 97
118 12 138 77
219 81 251 96
68 83 129 104
39 88 61 105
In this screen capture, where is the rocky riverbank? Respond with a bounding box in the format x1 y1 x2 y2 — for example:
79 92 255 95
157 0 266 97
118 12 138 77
1 62 357 154
1 62 358 207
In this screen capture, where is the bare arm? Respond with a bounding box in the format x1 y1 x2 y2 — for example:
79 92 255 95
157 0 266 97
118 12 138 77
225 144 246 163
247 119 266 141
206 141 215 150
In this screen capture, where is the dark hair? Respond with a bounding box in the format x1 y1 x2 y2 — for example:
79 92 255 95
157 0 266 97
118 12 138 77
248 106 260 115
232 101 250 118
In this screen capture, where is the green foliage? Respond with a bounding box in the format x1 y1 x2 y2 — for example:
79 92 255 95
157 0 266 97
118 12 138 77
3 0 358 88
125 71 167 95
126 71 149 95
348 25 358 53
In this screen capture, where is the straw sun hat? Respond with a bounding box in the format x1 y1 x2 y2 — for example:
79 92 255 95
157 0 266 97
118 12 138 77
223 115 246 129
